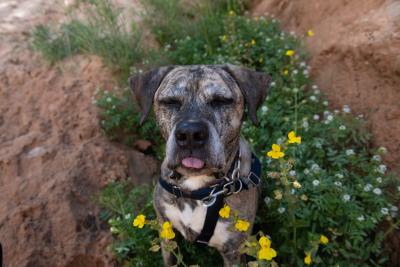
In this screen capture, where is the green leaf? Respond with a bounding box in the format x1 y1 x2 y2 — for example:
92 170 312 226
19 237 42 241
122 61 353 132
149 244 160 252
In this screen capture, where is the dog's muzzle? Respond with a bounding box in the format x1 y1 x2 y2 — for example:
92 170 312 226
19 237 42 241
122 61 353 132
175 119 209 149
174 119 210 170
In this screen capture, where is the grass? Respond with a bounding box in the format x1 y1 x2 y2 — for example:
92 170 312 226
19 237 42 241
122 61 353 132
32 0 143 81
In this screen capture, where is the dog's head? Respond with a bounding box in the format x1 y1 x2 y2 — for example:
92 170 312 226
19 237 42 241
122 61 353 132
130 65 270 176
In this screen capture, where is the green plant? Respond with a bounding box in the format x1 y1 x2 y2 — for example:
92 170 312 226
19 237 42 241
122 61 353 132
99 182 162 266
141 0 247 46
31 0 143 81
33 0 400 266
95 88 165 159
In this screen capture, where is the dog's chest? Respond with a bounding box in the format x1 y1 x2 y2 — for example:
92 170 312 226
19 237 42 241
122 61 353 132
161 200 230 248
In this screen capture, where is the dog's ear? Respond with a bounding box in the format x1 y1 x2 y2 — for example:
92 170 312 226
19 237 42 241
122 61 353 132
222 64 271 125
129 66 174 124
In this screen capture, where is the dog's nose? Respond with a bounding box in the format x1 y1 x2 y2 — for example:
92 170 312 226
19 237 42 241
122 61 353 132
175 120 209 149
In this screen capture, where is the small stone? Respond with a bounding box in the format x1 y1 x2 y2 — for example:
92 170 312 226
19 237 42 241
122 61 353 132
134 140 152 152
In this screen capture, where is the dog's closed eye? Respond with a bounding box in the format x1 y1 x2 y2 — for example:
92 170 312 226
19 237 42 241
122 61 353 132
208 96 234 108
159 98 182 110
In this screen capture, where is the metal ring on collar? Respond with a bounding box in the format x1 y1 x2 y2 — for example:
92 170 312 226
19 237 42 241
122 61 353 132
233 179 243 194
202 186 229 207
231 168 240 181
202 195 217 207
201 187 218 206
222 179 235 195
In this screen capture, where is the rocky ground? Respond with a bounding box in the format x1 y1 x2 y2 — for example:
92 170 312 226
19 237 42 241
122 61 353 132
0 0 399 266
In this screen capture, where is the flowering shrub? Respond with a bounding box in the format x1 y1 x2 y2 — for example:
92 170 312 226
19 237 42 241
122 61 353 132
32 0 399 266
98 5 400 266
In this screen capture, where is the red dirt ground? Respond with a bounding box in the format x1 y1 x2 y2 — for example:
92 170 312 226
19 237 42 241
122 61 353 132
0 1 157 266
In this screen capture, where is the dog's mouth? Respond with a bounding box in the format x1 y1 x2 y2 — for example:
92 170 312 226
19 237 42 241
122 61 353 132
177 156 224 176
167 153 223 176
181 157 205 169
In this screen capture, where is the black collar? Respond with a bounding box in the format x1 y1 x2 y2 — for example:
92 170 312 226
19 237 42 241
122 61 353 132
158 153 261 202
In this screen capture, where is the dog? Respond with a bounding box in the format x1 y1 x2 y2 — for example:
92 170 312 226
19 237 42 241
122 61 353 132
130 65 270 266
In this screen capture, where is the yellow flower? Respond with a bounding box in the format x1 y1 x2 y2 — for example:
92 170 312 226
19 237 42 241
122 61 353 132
221 35 228 42
133 214 146 228
274 190 283 200
229 10 236 16
267 144 285 159
235 219 250 232
307 30 314 37
286 50 295 57
293 180 302 189
257 236 277 261
259 236 271 248
160 221 175 240
304 253 312 265
283 69 289 76
259 58 264 63
288 131 301 144
320 234 329 245
219 204 231 219
250 39 256 45
258 247 277 260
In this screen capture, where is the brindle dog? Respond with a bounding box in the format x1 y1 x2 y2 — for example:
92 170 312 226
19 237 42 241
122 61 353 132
130 65 270 266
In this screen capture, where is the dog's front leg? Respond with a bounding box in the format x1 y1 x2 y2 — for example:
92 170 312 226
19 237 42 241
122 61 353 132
160 240 176 267
154 191 176 266
221 249 244 267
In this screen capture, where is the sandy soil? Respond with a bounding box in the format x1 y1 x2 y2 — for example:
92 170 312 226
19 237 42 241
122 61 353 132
0 1 157 266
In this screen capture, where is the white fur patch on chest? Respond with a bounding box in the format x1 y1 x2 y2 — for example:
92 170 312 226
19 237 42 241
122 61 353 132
162 200 230 248
163 201 206 236
180 175 215 191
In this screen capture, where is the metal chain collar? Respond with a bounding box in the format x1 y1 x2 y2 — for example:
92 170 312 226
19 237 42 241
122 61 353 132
201 149 242 207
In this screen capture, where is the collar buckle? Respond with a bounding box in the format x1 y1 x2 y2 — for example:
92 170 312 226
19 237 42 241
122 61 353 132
247 172 261 186
172 185 183 198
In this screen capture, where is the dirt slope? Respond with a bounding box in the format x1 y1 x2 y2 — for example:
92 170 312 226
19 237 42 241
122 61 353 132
0 1 157 266
252 0 400 172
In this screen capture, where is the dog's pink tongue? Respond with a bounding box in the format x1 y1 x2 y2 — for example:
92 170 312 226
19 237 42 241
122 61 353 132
182 157 204 169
